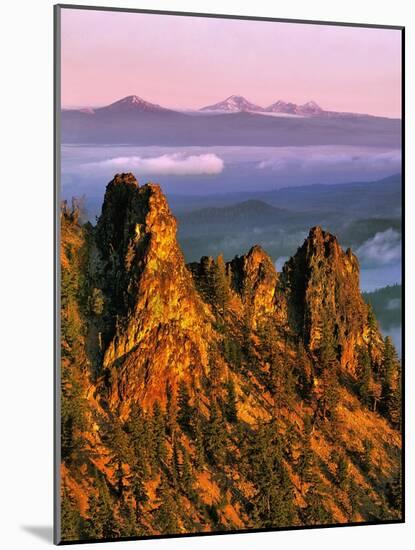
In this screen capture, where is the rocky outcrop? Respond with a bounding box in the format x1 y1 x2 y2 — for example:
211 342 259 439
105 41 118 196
228 245 285 328
94 173 214 414
281 226 383 372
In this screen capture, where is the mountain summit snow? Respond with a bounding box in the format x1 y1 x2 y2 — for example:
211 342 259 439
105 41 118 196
97 94 170 114
200 95 265 113
265 100 323 116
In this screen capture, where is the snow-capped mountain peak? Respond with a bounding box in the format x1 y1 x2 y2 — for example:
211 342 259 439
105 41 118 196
265 99 323 116
99 95 169 113
200 95 265 112
299 100 323 115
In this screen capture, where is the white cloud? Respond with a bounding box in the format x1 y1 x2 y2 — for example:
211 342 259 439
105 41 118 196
356 229 401 267
81 153 224 176
386 298 401 311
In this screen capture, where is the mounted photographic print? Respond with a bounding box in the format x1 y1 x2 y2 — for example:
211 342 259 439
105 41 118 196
54 4 404 544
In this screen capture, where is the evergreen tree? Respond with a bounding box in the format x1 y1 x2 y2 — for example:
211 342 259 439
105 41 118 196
61 484 82 541
154 475 179 534
297 415 314 489
302 485 332 525
366 305 378 353
83 477 120 539
61 363 88 462
171 439 180 487
318 366 340 422
190 401 205 468
316 320 340 422
100 480 121 539
204 400 227 466
381 337 401 427
151 401 167 467
181 447 197 501
83 492 104 539
107 421 134 496
356 346 372 407
223 338 242 369
347 479 361 521
119 499 137 537
224 377 238 423
177 381 193 435
386 470 402 512
249 422 296 528
362 438 374 474
125 403 150 479
331 450 349 489
130 461 148 523
165 381 177 437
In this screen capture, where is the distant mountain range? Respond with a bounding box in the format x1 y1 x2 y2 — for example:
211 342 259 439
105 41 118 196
171 174 402 217
200 95 356 117
61 95 401 147
64 94 393 118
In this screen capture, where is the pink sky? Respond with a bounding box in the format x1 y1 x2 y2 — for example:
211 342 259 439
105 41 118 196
60 8 402 117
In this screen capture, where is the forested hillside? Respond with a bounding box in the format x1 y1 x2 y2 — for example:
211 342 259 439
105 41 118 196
60 173 402 543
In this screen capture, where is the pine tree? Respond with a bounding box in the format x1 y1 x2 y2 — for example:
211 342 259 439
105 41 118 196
331 450 349 489
165 381 177 437
190 402 205 468
125 403 150 479
181 447 197 501
171 439 180 487
297 415 314 489
362 438 374 474
83 490 105 539
177 381 193 435
381 337 401 427
387 470 402 512
249 422 296 528
316 320 340 422
356 346 372 407
204 399 227 466
61 484 82 541
100 481 121 539
318 366 340 422
367 305 378 353
107 421 134 496
151 401 167 467
83 477 120 539
302 485 332 525
131 468 148 522
154 475 179 534
119 499 137 537
224 377 238 423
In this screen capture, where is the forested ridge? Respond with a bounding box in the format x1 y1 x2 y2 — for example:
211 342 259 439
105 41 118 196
60 173 402 542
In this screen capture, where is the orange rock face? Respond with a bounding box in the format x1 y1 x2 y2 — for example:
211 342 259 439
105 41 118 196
281 226 384 374
93 174 215 414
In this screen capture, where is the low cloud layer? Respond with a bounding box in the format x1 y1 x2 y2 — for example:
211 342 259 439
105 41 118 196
356 229 401 267
82 153 224 176
386 298 401 311
257 147 401 182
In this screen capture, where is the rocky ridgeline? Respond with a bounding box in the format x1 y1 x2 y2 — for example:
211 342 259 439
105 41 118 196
59 173 401 541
